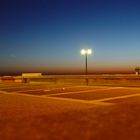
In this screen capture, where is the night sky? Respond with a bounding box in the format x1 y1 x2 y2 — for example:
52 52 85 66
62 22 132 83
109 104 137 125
1 0 140 75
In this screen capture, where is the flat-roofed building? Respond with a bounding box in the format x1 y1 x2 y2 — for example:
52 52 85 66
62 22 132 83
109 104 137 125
22 73 42 77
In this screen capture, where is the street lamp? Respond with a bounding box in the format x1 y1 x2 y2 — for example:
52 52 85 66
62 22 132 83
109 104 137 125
80 49 92 75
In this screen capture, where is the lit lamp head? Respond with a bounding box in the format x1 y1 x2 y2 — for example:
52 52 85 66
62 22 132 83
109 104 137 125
87 49 92 55
81 49 92 55
81 49 86 55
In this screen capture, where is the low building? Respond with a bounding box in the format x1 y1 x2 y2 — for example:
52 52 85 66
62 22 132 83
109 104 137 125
22 73 42 77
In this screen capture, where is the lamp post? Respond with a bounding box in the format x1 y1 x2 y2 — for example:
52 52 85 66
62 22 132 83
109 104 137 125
81 49 92 75
81 49 92 85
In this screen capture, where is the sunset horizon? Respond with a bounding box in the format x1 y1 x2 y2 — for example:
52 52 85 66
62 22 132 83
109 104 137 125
1 0 140 75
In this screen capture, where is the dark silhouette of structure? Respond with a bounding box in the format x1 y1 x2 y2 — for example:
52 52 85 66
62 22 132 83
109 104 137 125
135 67 140 75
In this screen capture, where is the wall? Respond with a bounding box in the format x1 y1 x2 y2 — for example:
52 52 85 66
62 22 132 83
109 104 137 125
28 74 140 87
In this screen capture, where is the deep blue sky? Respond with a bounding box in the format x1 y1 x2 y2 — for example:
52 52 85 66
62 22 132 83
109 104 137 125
1 0 140 74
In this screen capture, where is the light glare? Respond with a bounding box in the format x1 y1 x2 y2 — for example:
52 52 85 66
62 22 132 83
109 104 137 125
87 49 92 54
80 49 92 55
81 49 86 55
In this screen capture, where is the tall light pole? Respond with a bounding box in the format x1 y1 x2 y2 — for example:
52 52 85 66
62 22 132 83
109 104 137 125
80 49 92 75
81 49 92 86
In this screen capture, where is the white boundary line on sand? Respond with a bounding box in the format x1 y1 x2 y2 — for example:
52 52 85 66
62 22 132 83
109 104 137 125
0 85 91 92
47 87 123 96
1 87 140 105
6 85 92 93
0 85 43 90
91 93 140 102
0 90 112 105
16 85 81 92
0 85 110 94
15 89 47 92
46 96 113 105
46 92 140 105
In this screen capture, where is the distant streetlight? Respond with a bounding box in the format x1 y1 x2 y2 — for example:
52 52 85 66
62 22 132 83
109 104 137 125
80 49 92 75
